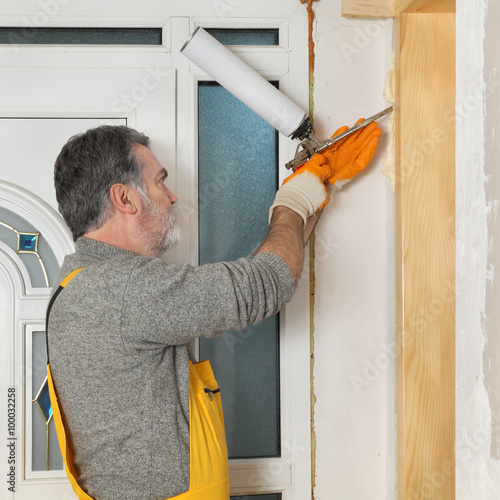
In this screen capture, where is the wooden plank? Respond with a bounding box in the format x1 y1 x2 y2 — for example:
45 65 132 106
341 0 422 17
404 0 455 12
342 0 394 18
395 6 456 500
397 0 418 12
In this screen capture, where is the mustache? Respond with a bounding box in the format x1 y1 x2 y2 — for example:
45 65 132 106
168 205 177 222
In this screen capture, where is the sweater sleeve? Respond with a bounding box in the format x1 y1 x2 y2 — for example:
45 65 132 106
120 252 295 349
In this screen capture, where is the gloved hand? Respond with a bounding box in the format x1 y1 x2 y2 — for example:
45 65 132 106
268 153 332 224
322 119 381 189
269 119 382 225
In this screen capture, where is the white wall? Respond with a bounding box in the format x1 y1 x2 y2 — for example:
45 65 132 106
311 1 500 497
456 0 500 497
312 2 396 498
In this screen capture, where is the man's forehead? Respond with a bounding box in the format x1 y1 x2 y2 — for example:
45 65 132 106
135 143 167 177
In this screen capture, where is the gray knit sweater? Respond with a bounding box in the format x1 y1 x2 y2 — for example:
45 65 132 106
47 237 295 500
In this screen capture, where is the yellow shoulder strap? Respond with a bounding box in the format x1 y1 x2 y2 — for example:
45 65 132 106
60 267 84 288
46 267 93 499
46 267 85 363
47 365 95 500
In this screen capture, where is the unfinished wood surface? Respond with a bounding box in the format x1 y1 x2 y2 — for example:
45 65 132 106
342 0 394 17
341 0 415 17
395 6 456 500
404 0 455 12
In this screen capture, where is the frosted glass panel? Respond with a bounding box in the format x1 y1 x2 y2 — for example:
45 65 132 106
206 28 278 45
199 317 279 458
198 82 280 458
32 331 63 471
198 82 277 262
231 495 281 500
0 27 162 45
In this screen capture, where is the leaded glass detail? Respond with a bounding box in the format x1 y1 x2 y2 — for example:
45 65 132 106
0 220 48 286
31 331 63 472
32 376 53 471
0 210 57 287
33 377 52 423
18 232 39 252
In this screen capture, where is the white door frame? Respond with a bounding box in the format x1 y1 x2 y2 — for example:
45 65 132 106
0 3 311 498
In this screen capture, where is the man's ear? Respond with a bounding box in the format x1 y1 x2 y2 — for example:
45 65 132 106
109 183 139 215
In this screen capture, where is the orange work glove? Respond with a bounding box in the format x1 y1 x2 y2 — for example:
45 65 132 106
269 119 381 225
322 119 381 189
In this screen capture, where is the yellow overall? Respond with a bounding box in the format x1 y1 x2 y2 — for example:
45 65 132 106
46 269 230 500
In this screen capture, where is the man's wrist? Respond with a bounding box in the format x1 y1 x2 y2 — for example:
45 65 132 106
258 206 304 282
269 171 327 225
269 190 311 225
270 205 304 226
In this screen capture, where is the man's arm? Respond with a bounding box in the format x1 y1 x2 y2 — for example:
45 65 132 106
256 207 304 283
260 119 381 283
256 208 321 283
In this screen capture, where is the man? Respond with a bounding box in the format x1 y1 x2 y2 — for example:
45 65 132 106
48 122 381 500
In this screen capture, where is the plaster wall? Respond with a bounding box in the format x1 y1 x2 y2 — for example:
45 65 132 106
483 0 500 465
456 0 500 497
312 2 396 498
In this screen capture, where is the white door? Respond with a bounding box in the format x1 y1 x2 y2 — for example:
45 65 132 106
0 33 176 500
0 6 310 499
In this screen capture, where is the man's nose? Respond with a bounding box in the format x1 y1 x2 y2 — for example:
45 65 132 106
166 187 178 205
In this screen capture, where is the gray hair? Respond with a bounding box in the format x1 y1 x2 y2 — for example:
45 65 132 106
54 125 150 241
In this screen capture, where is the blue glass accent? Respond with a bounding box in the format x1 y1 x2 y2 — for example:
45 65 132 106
0 208 59 287
35 379 52 423
19 233 38 252
32 331 63 471
198 82 280 459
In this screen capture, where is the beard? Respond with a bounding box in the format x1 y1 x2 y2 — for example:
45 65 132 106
137 193 181 257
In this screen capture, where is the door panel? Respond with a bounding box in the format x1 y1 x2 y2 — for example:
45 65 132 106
1 119 125 213
0 45 176 498
0 185 77 500
0 9 311 499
